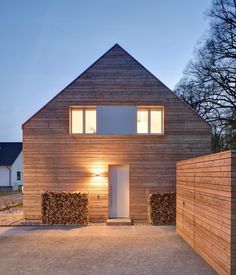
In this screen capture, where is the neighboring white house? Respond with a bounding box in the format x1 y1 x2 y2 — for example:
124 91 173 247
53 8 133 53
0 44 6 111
0 142 23 191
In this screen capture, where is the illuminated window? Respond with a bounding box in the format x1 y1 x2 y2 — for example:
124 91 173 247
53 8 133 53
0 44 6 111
72 109 83 133
71 108 96 134
137 108 163 134
137 110 148 133
151 110 162 133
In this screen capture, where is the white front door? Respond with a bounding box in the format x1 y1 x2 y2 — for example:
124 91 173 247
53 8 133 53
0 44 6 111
109 165 129 218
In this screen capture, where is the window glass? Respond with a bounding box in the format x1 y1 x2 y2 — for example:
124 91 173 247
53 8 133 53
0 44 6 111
85 110 96 134
71 109 83 134
137 110 148 133
137 108 164 134
151 110 162 133
17 171 21 181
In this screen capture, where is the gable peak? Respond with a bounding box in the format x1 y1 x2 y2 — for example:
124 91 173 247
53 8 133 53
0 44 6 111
106 43 127 53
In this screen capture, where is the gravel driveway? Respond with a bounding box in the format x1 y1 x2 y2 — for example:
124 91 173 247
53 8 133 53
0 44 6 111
0 225 216 275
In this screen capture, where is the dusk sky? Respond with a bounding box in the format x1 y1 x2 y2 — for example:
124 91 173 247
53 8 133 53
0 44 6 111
0 0 212 141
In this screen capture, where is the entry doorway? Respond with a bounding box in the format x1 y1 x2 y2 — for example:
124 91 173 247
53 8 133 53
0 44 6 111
108 165 129 218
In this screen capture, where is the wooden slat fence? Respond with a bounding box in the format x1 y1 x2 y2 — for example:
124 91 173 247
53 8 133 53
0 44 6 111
176 150 236 275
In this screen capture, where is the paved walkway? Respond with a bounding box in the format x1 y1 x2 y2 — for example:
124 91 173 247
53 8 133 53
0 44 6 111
0 225 215 275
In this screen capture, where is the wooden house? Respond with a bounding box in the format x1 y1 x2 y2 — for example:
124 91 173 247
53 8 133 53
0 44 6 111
22 44 211 222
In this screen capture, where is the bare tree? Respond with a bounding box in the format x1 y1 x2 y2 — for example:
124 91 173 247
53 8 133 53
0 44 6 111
175 0 236 151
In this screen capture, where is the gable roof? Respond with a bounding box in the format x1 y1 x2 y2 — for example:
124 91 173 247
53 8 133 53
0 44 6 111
22 43 209 128
0 142 22 166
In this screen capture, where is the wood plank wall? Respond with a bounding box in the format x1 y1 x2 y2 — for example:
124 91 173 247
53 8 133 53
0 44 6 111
232 152 236 274
176 150 236 275
23 45 211 222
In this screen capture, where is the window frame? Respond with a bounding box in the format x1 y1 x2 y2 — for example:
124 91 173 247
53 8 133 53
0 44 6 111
137 107 164 135
70 107 97 135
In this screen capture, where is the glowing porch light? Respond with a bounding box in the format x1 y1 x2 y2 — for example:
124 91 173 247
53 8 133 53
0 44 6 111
87 163 108 187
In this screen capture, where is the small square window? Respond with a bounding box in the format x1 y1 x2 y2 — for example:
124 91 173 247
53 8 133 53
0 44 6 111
137 108 164 134
71 108 96 134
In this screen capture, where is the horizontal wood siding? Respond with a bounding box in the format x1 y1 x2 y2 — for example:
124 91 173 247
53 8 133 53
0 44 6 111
23 45 211 222
176 150 236 275
232 152 236 274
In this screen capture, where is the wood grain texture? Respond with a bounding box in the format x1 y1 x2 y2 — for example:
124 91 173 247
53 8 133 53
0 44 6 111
176 150 236 275
23 44 211 222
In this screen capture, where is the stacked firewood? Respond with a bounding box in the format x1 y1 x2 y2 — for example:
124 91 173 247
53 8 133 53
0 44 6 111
148 192 176 225
42 192 88 225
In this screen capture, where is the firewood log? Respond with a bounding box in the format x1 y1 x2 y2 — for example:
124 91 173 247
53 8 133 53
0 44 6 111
148 192 176 225
42 192 88 225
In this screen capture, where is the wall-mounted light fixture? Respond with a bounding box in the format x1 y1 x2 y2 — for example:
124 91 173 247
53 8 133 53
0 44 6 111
89 166 108 187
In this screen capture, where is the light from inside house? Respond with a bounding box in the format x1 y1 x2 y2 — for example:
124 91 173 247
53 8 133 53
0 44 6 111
137 110 148 133
72 109 83 133
85 110 96 133
151 110 162 133
137 108 163 134
71 108 96 134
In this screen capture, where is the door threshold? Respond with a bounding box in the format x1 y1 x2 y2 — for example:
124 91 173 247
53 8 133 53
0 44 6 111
106 218 132 226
